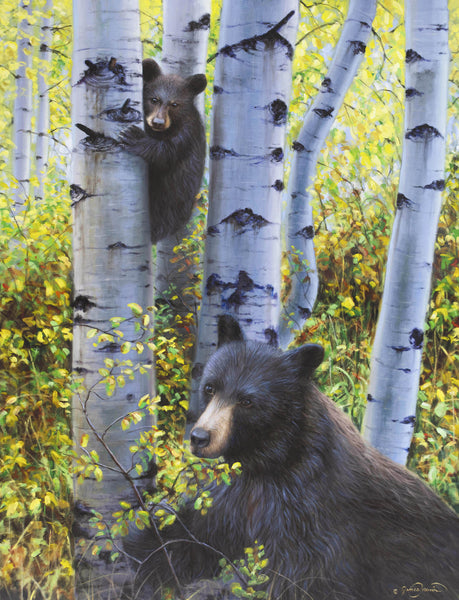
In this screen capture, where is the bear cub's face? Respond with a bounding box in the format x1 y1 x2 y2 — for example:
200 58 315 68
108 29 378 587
190 316 324 465
142 59 207 135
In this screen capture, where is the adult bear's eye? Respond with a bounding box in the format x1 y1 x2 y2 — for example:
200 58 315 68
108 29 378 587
151 97 159 104
204 383 215 397
238 395 253 408
170 101 179 108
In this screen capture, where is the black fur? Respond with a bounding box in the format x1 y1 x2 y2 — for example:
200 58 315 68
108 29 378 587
119 59 207 243
125 316 459 599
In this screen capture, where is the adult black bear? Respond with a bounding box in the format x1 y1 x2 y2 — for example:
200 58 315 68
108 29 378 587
125 315 459 600
119 59 207 243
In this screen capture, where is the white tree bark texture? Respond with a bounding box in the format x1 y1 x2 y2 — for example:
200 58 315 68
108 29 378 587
12 0 33 212
190 0 298 419
71 2 153 596
154 0 210 322
35 0 53 202
362 0 449 465
279 0 377 349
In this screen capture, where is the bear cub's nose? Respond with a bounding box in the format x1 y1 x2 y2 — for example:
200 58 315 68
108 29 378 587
191 427 210 449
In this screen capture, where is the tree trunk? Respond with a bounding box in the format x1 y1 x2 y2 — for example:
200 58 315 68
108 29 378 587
279 0 377 348
35 0 53 202
71 2 154 597
12 0 33 213
362 0 449 464
154 0 210 330
190 1 298 419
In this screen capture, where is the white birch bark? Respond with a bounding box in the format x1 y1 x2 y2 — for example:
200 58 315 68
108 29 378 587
279 0 377 348
362 0 449 464
190 1 298 418
71 2 153 596
155 0 210 324
35 0 53 202
12 0 33 212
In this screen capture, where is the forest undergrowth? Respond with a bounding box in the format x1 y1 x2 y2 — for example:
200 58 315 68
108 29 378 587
0 157 457 598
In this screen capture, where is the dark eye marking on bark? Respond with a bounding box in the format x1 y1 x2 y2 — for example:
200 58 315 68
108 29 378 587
221 208 270 231
349 40 366 55
295 225 315 240
405 88 423 99
268 99 288 125
77 57 128 87
206 271 277 308
76 123 118 152
184 13 210 32
209 145 240 160
215 10 295 61
264 328 278 347
406 49 425 63
321 77 333 93
416 179 445 191
70 184 94 206
396 193 414 209
73 295 97 312
405 124 442 141
313 106 334 119
409 328 424 350
101 98 142 123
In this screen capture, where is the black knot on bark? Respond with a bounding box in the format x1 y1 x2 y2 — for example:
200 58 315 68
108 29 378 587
349 40 366 55
268 99 287 125
409 328 424 350
270 147 284 162
73 295 97 312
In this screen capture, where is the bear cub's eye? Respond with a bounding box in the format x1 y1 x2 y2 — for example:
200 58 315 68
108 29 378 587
150 97 159 104
169 101 179 108
238 395 253 408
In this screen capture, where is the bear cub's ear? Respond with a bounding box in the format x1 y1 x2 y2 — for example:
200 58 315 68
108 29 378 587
286 344 324 376
217 315 244 347
142 58 162 82
186 73 207 96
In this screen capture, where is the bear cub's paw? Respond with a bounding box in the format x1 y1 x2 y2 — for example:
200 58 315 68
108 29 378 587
118 124 146 148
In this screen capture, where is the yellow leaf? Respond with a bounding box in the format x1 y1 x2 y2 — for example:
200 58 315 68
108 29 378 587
54 277 67 290
341 297 355 310
128 302 143 316
30 498 41 512
44 492 57 507
6 501 19 517
44 280 54 297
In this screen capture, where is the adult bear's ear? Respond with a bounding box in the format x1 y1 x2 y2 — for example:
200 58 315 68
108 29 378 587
143 59 162 82
286 344 324 376
217 315 244 347
186 73 207 96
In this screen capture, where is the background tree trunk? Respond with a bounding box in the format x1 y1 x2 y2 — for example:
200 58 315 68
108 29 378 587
35 0 53 202
190 0 298 419
12 0 33 213
154 0 210 330
362 0 449 464
71 2 153 597
279 0 377 348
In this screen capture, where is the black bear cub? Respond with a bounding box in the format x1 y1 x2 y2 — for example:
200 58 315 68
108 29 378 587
125 316 459 600
119 59 207 243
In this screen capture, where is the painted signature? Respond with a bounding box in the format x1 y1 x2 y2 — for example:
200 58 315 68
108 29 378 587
393 582 448 597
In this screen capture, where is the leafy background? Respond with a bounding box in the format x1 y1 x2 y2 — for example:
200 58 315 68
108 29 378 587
0 0 457 597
